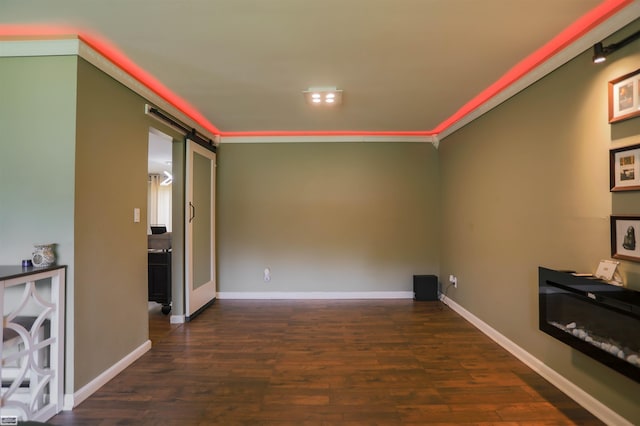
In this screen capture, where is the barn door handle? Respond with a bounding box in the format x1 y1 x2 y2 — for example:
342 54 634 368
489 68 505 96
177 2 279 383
189 201 196 223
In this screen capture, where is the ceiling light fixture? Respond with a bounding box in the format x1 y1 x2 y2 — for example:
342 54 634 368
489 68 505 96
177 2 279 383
160 170 173 186
592 30 640 64
303 87 343 106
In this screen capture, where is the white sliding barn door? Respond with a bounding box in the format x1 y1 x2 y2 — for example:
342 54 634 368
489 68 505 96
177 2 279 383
185 138 216 319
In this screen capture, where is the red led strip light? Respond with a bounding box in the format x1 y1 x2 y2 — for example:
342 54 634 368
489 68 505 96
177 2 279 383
0 24 220 136
0 0 632 139
430 0 634 135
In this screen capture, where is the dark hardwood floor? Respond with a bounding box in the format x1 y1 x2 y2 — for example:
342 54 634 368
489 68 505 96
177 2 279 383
49 300 603 425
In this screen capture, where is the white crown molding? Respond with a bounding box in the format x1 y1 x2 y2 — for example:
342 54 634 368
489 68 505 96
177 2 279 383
0 38 80 56
220 135 438 145
438 2 640 141
0 37 217 142
75 41 217 141
432 135 440 149
441 295 633 426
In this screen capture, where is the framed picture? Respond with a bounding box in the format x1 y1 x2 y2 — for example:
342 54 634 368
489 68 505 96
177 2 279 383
608 68 640 123
611 215 640 262
594 259 619 281
610 143 640 191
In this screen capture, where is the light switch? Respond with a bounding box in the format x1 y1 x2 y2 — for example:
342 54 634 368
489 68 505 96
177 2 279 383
134 208 140 223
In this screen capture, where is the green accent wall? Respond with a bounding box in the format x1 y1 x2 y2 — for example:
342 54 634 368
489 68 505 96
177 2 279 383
439 19 640 424
74 58 150 389
217 142 440 293
0 55 78 393
0 55 77 269
0 54 185 394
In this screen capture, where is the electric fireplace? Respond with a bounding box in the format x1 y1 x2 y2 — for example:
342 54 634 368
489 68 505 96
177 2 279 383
538 267 640 383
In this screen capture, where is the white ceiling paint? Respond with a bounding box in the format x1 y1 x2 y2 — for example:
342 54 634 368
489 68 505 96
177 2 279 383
148 128 173 174
2 0 624 137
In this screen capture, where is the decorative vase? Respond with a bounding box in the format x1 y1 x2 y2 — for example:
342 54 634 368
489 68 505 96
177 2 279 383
32 244 56 267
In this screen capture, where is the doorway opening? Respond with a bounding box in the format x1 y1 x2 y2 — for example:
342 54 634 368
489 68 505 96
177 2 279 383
147 127 175 341
148 127 173 233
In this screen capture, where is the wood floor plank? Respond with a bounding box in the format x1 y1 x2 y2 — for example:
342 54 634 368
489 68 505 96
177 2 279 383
49 300 604 425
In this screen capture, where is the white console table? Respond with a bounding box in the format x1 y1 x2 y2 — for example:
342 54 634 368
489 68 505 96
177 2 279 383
1 265 66 423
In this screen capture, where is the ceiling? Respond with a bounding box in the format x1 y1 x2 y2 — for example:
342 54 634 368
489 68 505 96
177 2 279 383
0 1 636 137
148 128 173 174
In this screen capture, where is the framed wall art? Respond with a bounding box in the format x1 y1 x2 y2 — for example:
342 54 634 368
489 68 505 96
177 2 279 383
611 215 640 262
608 68 640 123
594 259 620 282
610 143 640 191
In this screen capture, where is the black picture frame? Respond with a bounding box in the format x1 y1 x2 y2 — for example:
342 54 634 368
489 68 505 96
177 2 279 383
611 215 640 262
610 143 640 192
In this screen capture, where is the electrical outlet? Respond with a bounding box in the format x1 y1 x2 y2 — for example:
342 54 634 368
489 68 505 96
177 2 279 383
449 274 458 288
264 267 271 283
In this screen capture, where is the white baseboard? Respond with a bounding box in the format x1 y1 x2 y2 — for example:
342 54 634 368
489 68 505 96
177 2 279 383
170 314 185 324
62 340 152 411
217 291 414 299
440 295 632 426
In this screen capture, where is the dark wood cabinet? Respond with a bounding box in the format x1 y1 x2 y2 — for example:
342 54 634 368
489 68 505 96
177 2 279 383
148 251 171 314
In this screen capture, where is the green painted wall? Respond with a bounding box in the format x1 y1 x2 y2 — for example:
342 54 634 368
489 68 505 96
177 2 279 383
73 58 151 390
217 142 440 293
439 19 640 423
0 55 78 393
0 54 188 393
0 55 77 268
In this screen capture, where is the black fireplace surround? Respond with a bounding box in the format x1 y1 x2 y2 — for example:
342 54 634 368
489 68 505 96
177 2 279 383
538 267 640 383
